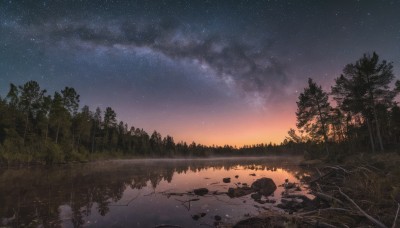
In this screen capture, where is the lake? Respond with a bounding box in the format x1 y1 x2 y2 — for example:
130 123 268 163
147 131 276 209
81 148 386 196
0 156 312 227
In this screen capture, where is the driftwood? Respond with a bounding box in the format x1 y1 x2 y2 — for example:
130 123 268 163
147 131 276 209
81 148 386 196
154 225 184 228
297 207 357 216
338 188 387 228
315 192 344 205
175 198 200 210
392 203 399 228
309 170 335 184
302 219 337 228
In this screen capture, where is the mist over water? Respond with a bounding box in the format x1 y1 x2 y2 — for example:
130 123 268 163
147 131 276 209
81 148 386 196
0 156 311 227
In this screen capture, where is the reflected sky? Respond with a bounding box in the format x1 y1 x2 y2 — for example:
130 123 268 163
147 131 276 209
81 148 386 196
0 157 311 227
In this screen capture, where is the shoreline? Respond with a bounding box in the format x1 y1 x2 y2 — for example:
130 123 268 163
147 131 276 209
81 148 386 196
232 152 400 228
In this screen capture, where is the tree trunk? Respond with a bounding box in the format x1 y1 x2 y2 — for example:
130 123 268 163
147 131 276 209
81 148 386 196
316 102 329 156
372 105 384 152
91 125 96 153
366 73 384 152
44 122 49 146
23 114 29 145
366 118 375 153
55 122 60 144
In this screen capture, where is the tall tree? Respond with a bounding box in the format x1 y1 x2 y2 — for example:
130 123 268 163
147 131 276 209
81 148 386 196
103 107 117 149
332 52 397 152
296 78 331 154
61 87 80 116
18 81 47 144
91 107 102 153
50 92 70 144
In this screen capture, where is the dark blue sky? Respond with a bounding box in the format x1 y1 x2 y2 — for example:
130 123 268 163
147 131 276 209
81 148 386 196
1 0 399 145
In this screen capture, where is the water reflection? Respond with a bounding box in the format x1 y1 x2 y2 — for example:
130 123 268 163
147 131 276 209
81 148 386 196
0 157 310 227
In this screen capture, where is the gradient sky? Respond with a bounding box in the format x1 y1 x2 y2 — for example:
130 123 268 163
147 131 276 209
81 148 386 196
1 0 400 146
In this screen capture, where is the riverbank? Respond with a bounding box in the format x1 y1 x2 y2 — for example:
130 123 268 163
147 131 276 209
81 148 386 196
232 152 400 228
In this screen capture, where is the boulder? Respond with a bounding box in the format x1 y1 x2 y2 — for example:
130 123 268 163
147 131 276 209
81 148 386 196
223 177 231 183
227 187 254 198
251 178 277 196
251 193 262 200
194 188 209 196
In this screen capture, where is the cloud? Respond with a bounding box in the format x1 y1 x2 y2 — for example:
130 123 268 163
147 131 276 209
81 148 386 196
6 16 290 102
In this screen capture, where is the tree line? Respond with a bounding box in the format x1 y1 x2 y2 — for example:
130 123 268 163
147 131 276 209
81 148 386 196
292 52 400 159
0 82 291 166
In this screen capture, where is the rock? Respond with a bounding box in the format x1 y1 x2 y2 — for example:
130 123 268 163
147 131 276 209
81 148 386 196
254 199 266 204
227 187 254 198
235 175 239 178
251 178 277 196
249 173 256 176
223 177 231 183
283 181 297 189
194 188 209 196
214 215 222 221
265 199 276 203
277 198 303 212
251 193 262 200
192 212 206 220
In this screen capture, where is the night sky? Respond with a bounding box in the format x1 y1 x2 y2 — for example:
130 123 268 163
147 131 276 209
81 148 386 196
1 0 399 146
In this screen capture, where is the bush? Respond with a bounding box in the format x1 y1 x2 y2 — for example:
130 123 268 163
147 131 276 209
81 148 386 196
40 143 64 165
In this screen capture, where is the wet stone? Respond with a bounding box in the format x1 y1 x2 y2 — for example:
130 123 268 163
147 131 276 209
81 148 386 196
251 178 277 196
251 193 262 201
194 188 209 196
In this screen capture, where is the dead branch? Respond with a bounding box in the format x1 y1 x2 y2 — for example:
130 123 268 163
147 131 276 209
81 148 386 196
338 187 387 228
109 191 140 206
154 224 184 228
309 170 335 184
392 203 400 228
315 192 344 205
175 198 200 210
296 207 356 216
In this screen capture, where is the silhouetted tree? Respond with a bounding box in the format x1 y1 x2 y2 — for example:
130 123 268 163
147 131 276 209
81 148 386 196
332 52 397 152
296 78 331 155
17 81 47 144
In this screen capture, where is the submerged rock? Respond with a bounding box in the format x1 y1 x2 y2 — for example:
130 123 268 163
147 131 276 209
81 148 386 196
223 177 231 183
251 178 277 196
251 193 262 200
194 188 209 196
227 187 254 198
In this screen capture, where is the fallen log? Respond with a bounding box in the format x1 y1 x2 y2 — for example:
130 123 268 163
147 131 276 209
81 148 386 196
338 187 387 228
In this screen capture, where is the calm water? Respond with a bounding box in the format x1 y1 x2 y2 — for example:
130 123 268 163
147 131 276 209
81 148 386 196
0 156 311 227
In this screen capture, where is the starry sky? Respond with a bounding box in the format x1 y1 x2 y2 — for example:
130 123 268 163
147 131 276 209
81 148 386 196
1 0 400 146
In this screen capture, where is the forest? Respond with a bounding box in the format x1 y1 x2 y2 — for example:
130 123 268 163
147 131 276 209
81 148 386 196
290 52 400 160
0 81 287 166
0 52 399 166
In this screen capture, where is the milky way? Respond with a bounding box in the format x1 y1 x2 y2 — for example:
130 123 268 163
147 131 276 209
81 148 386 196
1 0 399 145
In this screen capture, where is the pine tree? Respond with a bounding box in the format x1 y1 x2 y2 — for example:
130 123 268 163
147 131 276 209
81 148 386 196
296 78 331 154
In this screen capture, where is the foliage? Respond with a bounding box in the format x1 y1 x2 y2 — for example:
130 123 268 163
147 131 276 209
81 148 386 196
0 81 294 166
293 52 399 159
